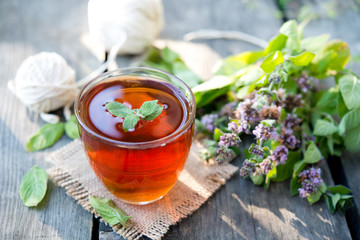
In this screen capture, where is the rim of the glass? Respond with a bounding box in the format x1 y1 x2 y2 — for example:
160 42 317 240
74 67 196 148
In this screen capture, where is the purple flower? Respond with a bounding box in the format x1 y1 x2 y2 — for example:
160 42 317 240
251 146 264 159
201 114 218 132
283 113 302 130
253 123 277 141
240 160 256 177
228 120 250 134
298 167 323 198
216 147 235 163
279 128 298 149
258 158 272 175
218 133 241 148
271 145 289 164
235 98 260 124
296 75 313 93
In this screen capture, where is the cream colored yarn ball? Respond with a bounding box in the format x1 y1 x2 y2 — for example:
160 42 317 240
88 0 164 54
9 52 77 115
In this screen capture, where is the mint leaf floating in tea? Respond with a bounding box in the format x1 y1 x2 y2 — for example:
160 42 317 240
105 100 163 131
19 166 48 207
64 115 80 139
89 195 131 227
26 122 64 152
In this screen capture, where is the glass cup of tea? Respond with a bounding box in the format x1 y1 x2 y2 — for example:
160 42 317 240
75 67 195 205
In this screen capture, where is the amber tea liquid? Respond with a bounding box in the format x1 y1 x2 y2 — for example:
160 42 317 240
77 76 193 204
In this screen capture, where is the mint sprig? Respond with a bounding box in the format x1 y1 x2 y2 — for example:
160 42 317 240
105 100 163 131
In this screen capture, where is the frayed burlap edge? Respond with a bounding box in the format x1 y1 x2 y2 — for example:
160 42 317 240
47 140 239 240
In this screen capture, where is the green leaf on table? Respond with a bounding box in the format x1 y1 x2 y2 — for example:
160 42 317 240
260 51 284 73
19 166 48 207
140 100 159 117
338 108 360 136
89 195 131 227
172 61 201 88
144 104 163 121
313 119 337 136
290 160 306 196
264 34 288 54
344 125 360 152
64 115 80 139
289 52 315 66
304 141 322 164
123 113 140 131
106 102 132 118
250 174 264 185
328 185 352 195
192 76 233 107
301 34 330 52
26 122 64 152
339 74 360 110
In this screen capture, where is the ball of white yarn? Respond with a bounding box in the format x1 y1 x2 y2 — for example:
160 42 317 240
9 52 77 115
88 0 164 55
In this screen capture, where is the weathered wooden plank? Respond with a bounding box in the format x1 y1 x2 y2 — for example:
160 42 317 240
101 0 351 239
0 0 99 239
284 0 360 238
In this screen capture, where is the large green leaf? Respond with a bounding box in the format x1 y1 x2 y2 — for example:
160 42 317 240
304 141 322 164
64 115 80 139
313 119 338 136
315 88 338 115
260 51 284 73
344 125 360 152
338 108 360 136
192 76 233 107
279 20 301 53
265 34 288 54
339 74 360 110
289 52 315 66
19 166 48 207
301 34 330 52
89 195 131 226
26 122 64 152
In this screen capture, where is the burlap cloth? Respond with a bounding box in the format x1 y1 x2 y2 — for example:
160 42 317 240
47 139 238 240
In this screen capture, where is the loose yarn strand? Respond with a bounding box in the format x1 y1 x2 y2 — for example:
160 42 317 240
183 29 268 49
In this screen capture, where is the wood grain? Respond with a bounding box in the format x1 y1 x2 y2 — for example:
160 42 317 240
0 0 98 239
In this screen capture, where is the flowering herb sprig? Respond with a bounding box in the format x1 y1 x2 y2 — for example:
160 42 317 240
194 19 356 213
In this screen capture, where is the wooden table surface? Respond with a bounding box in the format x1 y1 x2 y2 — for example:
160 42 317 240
1 0 359 239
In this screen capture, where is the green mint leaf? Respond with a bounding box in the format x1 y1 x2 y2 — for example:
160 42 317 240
160 46 179 63
144 104 163 121
279 20 300 53
304 141 322 164
123 113 140 131
214 128 224 141
270 150 301 182
235 66 265 88
106 102 132 118
327 135 334 156
140 100 159 117
301 34 330 52
313 119 338 136
250 174 264 185
264 34 288 54
260 51 284 73
26 122 64 152
261 119 276 127
315 88 338 115
327 185 352 195
289 52 315 66
65 115 80 139
19 166 48 207
344 125 360 152
172 61 201 88
338 108 360 136
192 76 233 108
339 74 360 110
89 195 131 227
